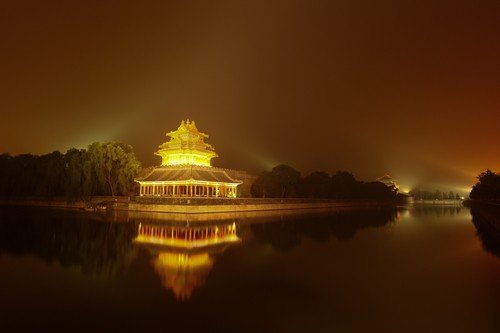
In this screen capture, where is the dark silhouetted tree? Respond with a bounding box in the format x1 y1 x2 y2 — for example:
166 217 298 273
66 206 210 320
470 169 500 200
87 142 141 196
298 171 331 198
0 142 140 199
251 165 301 198
331 171 358 199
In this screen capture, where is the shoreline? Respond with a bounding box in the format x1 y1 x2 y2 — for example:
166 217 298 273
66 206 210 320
0 196 463 214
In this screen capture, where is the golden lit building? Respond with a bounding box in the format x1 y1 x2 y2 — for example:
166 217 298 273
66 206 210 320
134 222 240 300
137 119 241 198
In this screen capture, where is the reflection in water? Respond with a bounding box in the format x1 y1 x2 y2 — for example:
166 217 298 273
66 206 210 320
134 222 240 300
251 207 400 251
0 207 136 277
1 205 500 331
409 205 463 218
470 204 500 257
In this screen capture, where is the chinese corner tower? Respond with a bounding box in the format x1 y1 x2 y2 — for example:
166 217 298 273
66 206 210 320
136 119 241 198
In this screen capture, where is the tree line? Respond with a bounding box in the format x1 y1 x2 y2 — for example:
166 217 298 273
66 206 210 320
409 188 461 200
0 142 140 199
250 164 398 200
470 169 500 200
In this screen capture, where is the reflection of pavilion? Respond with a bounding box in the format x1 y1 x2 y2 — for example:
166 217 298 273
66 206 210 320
134 223 240 300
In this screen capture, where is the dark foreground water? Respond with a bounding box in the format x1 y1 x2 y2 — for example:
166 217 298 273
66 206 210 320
0 205 499 332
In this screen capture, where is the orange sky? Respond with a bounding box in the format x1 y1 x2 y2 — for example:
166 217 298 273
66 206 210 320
1 0 499 193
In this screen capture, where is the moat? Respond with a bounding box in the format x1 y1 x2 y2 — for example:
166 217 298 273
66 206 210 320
0 205 499 332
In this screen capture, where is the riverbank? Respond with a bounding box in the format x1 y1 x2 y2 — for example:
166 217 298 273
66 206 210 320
0 196 405 214
1 196 464 215
0 196 127 211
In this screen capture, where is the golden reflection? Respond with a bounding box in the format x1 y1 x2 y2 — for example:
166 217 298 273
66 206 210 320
134 222 240 300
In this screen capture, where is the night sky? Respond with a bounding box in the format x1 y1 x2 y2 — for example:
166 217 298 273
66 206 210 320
1 0 500 193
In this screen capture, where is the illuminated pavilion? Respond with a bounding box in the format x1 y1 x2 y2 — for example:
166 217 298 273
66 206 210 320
137 119 241 198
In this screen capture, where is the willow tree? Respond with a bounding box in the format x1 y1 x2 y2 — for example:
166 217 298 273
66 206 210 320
64 148 93 199
87 142 140 196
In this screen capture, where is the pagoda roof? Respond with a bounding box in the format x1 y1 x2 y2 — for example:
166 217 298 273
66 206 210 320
155 119 218 167
137 165 241 184
377 174 398 182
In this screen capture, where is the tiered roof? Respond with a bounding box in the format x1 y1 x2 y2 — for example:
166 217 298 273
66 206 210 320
138 165 240 184
376 174 400 190
155 119 218 167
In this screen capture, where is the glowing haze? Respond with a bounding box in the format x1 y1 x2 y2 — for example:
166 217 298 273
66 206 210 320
1 0 499 194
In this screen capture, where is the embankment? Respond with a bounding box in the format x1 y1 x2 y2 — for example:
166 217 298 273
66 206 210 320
0 196 401 214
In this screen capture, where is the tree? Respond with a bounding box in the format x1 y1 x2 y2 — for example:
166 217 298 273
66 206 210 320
270 164 301 197
250 171 275 198
87 142 141 196
251 165 300 198
470 169 500 200
34 151 66 198
64 148 93 199
331 171 357 199
435 189 443 200
298 171 331 198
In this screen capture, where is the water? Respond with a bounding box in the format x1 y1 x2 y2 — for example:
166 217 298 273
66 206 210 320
0 205 499 332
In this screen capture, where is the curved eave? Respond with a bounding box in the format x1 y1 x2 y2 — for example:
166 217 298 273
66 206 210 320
135 166 242 185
